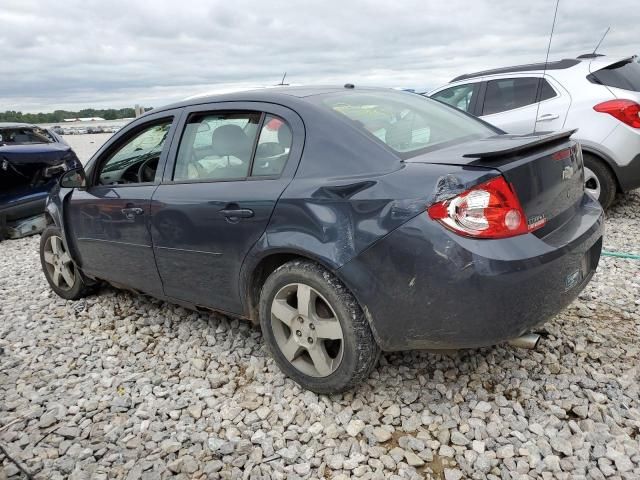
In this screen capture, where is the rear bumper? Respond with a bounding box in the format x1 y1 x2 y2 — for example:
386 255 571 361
612 153 640 192
338 193 604 351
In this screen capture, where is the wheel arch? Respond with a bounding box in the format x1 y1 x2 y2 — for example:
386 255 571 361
579 145 621 192
242 248 347 324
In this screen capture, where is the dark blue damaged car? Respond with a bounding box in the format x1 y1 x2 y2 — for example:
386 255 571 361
0 123 81 234
40 86 603 393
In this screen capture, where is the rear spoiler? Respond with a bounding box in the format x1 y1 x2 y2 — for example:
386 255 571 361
463 129 577 159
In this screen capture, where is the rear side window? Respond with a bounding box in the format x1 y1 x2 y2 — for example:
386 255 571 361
482 78 557 115
588 58 640 92
174 112 261 181
318 91 495 159
431 84 477 112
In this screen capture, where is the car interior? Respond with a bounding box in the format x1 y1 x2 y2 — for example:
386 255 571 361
98 122 170 185
0 127 53 145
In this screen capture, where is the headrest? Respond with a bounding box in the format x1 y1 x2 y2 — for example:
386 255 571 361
385 121 412 150
211 124 251 158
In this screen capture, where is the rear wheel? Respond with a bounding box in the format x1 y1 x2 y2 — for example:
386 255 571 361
583 153 616 209
40 226 91 300
259 260 380 394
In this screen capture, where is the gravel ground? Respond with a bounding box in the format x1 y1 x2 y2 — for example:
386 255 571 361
1 192 639 480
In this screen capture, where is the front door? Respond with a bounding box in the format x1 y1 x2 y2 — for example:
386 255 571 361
150 103 303 314
66 115 179 295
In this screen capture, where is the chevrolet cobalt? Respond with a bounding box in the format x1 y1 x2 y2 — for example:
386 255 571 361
40 87 603 393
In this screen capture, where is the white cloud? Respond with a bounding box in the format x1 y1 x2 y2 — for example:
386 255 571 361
1 0 638 111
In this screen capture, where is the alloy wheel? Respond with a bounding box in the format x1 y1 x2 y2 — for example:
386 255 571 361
43 235 75 290
583 166 601 200
270 283 344 377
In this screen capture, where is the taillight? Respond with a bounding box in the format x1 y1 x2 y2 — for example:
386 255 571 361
593 99 640 128
427 176 532 239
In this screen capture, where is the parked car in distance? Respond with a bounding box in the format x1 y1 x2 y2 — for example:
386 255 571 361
40 87 603 393
428 54 640 208
0 123 81 226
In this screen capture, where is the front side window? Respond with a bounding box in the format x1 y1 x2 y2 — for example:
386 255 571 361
482 78 556 116
98 120 172 185
431 84 476 112
317 90 495 159
174 112 261 181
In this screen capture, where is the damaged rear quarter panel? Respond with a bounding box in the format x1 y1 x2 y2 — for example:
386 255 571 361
261 163 498 268
242 161 498 320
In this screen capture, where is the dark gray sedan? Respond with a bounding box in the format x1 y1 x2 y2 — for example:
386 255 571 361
40 86 604 393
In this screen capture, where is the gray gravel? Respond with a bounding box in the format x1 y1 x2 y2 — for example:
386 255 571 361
1 191 639 480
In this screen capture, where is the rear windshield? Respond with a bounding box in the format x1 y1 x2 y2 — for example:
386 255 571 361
0 127 53 145
588 57 640 92
317 91 495 159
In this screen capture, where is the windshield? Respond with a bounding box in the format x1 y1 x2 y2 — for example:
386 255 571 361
317 90 495 159
0 127 53 145
588 57 640 92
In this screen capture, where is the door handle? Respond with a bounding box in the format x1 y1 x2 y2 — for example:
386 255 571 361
219 208 254 219
121 207 144 219
537 113 559 121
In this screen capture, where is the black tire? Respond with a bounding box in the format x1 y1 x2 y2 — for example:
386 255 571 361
583 153 616 209
259 260 380 394
40 225 91 300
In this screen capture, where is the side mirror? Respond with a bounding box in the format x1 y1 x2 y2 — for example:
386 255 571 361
60 168 87 189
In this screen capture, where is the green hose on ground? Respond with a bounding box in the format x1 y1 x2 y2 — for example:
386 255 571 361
602 250 640 260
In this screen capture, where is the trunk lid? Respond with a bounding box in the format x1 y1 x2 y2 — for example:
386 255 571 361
407 130 585 236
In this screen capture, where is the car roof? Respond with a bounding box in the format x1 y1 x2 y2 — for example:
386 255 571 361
145 85 392 116
0 122 38 128
450 59 582 82
449 55 635 83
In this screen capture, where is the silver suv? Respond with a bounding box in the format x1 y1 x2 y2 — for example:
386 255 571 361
428 54 640 208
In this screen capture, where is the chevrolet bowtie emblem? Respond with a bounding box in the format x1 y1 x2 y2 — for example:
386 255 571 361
562 165 574 180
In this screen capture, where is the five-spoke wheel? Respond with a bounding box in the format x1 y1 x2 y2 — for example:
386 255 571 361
271 283 344 377
40 225 90 300
42 235 76 290
260 260 380 393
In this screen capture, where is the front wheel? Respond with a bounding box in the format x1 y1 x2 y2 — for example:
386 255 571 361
259 260 380 394
40 226 90 300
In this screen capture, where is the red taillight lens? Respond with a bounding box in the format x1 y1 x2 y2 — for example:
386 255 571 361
593 99 640 128
427 176 532 239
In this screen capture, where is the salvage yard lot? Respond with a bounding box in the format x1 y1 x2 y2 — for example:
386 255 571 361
0 192 638 480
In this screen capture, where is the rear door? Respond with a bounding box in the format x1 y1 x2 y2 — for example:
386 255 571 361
65 111 180 296
479 76 571 134
150 102 304 314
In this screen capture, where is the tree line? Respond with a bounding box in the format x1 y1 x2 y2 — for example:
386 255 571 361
0 108 139 124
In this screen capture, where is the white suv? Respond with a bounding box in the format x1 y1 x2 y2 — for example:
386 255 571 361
427 54 640 208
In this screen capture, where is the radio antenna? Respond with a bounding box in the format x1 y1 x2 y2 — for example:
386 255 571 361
592 27 610 55
278 72 288 86
533 0 561 134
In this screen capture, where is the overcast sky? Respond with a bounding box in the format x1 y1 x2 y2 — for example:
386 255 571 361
2 0 638 112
